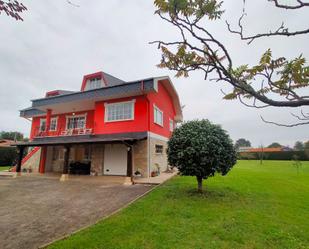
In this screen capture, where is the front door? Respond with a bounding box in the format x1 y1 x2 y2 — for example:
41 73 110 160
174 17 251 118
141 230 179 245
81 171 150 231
104 144 127 175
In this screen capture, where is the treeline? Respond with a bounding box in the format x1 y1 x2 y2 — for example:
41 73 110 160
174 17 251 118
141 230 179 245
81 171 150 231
238 151 309 161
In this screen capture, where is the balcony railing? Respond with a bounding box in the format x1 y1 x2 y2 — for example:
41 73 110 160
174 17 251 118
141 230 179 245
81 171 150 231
34 127 93 138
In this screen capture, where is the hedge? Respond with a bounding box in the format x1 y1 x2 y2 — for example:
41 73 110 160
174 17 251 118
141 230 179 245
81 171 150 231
238 150 309 161
0 147 18 166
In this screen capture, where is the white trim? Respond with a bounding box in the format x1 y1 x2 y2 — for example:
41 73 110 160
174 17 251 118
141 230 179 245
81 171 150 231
65 114 87 130
49 117 58 131
169 118 174 132
153 104 164 127
148 132 169 142
39 118 46 132
104 99 136 123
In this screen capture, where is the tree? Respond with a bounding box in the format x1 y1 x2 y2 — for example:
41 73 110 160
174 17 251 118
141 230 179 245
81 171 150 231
294 141 304 151
305 141 309 150
234 138 251 151
152 0 309 127
268 142 282 148
0 131 24 141
0 1 27 21
167 119 237 192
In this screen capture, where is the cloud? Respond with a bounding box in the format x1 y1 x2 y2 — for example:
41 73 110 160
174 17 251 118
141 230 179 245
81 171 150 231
0 0 307 147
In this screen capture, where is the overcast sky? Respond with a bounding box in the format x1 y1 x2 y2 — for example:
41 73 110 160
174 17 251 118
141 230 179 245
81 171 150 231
0 0 308 147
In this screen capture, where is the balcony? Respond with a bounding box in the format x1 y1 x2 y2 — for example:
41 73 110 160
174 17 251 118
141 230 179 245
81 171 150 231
34 128 93 138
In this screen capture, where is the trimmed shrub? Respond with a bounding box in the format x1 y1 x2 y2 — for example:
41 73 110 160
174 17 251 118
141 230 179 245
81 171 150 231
168 119 237 192
238 150 309 161
0 147 18 166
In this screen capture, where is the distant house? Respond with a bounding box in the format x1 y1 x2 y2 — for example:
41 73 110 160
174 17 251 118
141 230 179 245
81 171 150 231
14 72 183 180
0 139 15 147
247 147 282 153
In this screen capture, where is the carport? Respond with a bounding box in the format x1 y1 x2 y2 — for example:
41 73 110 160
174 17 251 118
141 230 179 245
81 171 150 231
13 132 148 181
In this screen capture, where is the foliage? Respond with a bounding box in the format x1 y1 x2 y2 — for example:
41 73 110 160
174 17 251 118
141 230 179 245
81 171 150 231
305 141 309 150
292 155 302 175
153 0 309 126
0 131 24 141
238 151 309 161
0 147 18 166
167 119 237 192
268 142 282 148
47 160 309 249
234 138 251 150
0 1 27 21
294 141 305 151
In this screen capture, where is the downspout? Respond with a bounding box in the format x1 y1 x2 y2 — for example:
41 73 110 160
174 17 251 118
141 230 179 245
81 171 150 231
146 95 151 178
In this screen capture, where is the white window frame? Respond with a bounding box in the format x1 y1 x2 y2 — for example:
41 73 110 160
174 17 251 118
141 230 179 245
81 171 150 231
85 77 103 90
104 99 135 122
66 114 87 130
169 118 174 132
154 105 164 127
49 117 58 131
39 118 46 132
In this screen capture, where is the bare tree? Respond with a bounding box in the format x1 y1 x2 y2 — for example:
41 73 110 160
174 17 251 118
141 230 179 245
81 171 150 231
152 0 309 126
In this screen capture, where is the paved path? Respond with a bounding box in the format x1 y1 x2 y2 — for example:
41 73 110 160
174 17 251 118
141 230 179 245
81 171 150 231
0 176 153 249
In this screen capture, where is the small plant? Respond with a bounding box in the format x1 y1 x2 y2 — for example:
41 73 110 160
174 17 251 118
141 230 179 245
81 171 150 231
134 169 142 176
292 155 302 175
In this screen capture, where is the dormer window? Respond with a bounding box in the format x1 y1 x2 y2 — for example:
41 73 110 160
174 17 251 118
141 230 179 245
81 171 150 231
85 77 103 90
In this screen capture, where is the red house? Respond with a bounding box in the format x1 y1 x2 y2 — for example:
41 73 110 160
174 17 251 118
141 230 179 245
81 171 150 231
15 71 183 181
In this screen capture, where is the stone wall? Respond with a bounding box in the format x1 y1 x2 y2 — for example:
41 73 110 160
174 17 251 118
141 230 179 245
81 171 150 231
149 137 168 175
91 144 104 175
133 139 148 177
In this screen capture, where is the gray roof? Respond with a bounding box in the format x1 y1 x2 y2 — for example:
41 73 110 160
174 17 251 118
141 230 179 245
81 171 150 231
12 132 148 146
104 72 125 86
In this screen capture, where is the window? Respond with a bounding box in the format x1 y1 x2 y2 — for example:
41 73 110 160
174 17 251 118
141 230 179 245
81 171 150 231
169 119 174 132
155 145 164 154
66 115 86 129
105 100 135 122
50 117 58 131
39 119 46 131
154 105 163 126
85 77 102 90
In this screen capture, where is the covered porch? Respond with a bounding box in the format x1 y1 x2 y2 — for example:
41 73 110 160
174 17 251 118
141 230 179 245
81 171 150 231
14 132 149 183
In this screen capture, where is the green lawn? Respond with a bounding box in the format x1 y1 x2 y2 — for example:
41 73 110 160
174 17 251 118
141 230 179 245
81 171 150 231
0 166 10 171
48 160 309 249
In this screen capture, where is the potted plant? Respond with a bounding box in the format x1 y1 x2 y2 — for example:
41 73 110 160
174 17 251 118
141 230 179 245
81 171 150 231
134 169 142 177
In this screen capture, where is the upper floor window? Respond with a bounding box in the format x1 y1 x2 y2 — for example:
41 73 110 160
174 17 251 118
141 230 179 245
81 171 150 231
154 105 163 126
169 119 174 132
66 115 86 129
50 117 58 131
39 119 46 132
85 77 103 90
105 100 135 122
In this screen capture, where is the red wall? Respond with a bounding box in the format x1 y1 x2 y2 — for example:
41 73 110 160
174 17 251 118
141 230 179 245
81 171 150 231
94 96 148 134
147 82 176 138
30 81 176 139
30 110 94 140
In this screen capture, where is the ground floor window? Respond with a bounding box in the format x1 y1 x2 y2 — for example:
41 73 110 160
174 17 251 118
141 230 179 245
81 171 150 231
155 144 164 154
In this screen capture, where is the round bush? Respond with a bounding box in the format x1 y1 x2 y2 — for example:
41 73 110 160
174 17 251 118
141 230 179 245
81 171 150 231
167 119 237 192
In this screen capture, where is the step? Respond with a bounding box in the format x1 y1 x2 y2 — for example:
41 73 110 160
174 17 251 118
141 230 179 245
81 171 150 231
0 171 17 178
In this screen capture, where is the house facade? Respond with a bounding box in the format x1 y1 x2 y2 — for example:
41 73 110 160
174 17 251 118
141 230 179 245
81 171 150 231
15 71 182 180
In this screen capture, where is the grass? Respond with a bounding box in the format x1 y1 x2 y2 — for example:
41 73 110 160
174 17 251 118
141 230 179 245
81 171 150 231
47 160 309 249
0 166 10 171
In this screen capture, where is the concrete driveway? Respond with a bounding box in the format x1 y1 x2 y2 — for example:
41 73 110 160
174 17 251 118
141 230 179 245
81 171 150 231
0 176 153 249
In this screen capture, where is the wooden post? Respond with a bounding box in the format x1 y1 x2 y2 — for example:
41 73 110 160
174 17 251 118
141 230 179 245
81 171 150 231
16 146 25 173
39 146 47 174
63 145 71 174
126 145 133 180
